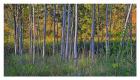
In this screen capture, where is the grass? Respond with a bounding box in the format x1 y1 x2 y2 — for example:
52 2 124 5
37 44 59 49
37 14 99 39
4 40 136 76
4 51 136 76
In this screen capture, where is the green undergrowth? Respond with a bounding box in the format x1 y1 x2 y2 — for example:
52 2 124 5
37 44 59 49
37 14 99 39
4 52 136 76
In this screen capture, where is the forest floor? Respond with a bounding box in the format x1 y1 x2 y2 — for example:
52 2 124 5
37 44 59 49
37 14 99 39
4 52 136 76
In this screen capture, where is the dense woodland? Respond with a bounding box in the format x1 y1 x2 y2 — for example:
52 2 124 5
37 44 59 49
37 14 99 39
4 4 136 76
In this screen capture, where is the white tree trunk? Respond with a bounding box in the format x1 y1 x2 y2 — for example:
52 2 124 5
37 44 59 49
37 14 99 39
74 4 78 65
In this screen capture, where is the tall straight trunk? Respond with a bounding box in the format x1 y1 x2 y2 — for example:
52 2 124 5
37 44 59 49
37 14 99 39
65 4 71 61
29 5 33 55
91 4 95 64
56 19 59 53
15 4 19 55
61 4 66 60
20 6 23 55
13 5 17 55
97 4 100 54
38 19 42 55
74 4 78 65
18 5 23 55
16 6 19 54
70 6 74 59
37 7 40 55
53 5 56 55
105 4 109 59
20 17 23 55
43 5 47 58
101 11 104 49
56 7 59 53
37 8 42 56
109 4 112 46
32 5 35 64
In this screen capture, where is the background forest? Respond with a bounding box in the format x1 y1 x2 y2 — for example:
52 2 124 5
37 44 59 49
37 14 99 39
4 4 136 76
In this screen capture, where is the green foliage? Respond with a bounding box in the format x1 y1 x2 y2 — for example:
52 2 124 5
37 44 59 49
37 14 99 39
4 50 136 76
4 4 136 76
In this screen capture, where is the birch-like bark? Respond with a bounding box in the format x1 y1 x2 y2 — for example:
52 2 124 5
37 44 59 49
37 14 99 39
43 4 47 58
105 4 109 60
65 4 71 61
61 4 66 60
122 4 132 43
74 4 78 65
13 5 17 55
18 5 23 55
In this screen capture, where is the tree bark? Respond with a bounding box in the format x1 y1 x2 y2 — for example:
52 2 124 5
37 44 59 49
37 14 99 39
13 4 17 55
105 4 109 60
53 5 56 55
61 4 66 60
29 5 33 55
91 4 95 64
43 4 47 58
18 5 23 55
65 4 71 61
74 4 78 65
32 5 35 64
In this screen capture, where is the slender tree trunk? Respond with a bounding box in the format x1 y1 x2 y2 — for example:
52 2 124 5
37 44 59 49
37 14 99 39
29 5 33 55
20 16 23 55
101 12 104 49
43 5 47 58
37 7 40 55
91 4 95 64
97 4 99 54
105 4 109 60
32 5 35 64
122 5 129 47
38 12 42 56
70 6 74 59
121 4 132 47
16 5 20 55
13 5 17 55
74 4 78 65
53 5 56 55
61 4 66 60
109 4 112 47
128 5 133 60
16 13 19 55
56 19 59 53
122 4 132 42
125 5 129 55
65 4 71 61
18 5 23 55
56 7 59 54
